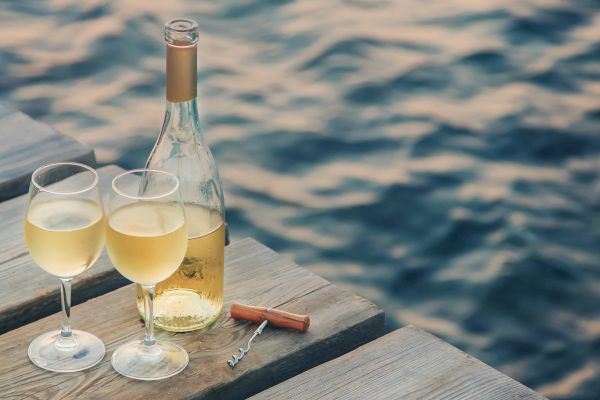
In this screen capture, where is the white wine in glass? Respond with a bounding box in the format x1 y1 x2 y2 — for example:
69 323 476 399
107 202 187 285
25 198 104 278
106 169 188 381
24 162 106 373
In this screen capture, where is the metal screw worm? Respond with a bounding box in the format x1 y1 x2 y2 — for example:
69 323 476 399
227 319 269 368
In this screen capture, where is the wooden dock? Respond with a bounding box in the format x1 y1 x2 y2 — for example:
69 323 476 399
0 106 547 399
251 326 548 400
0 103 95 201
0 238 384 399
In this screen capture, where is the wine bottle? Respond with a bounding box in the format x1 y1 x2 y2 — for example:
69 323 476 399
138 18 226 332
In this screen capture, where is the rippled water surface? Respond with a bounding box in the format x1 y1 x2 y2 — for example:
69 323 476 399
2 0 600 397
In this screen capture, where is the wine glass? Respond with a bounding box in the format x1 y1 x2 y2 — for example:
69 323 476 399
24 162 106 372
106 169 188 380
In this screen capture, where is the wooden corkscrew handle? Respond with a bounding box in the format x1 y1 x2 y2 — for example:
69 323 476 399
230 303 310 332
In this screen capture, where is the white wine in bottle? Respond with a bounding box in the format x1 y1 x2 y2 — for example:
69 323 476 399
139 18 227 332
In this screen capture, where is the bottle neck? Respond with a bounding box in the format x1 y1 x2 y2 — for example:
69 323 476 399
163 98 203 143
166 43 197 102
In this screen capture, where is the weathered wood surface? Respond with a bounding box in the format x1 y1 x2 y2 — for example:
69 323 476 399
252 326 547 400
0 165 129 333
0 238 385 399
0 103 96 202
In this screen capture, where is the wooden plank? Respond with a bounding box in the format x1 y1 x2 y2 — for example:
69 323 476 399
0 103 96 201
0 165 130 333
251 326 547 400
0 238 385 399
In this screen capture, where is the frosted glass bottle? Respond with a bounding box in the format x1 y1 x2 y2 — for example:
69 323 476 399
137 18 226 332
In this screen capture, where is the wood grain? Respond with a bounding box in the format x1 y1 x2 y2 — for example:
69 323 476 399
251 326 547 400
0 238 384 399
0 103 96 201
0 165 129 333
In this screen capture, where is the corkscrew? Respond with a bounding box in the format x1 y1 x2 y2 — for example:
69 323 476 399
227 303 310 369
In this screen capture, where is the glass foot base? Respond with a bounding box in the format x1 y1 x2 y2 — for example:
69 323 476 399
111 339 188 381
28 330 105 372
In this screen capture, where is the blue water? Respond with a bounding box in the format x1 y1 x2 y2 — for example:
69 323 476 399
2 0 600 397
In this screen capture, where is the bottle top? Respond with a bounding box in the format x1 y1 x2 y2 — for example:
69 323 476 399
165 18 198 102
165 18 198 47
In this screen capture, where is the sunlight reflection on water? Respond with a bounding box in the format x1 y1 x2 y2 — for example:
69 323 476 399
1 0 600 397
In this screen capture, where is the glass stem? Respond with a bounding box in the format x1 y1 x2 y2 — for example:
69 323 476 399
56 278 76 349
142 285 156 348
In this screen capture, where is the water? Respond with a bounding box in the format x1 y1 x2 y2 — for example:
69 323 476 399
2 0 600 397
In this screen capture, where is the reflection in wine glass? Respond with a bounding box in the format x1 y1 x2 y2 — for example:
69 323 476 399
24 162 106 372
106 169 188 380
